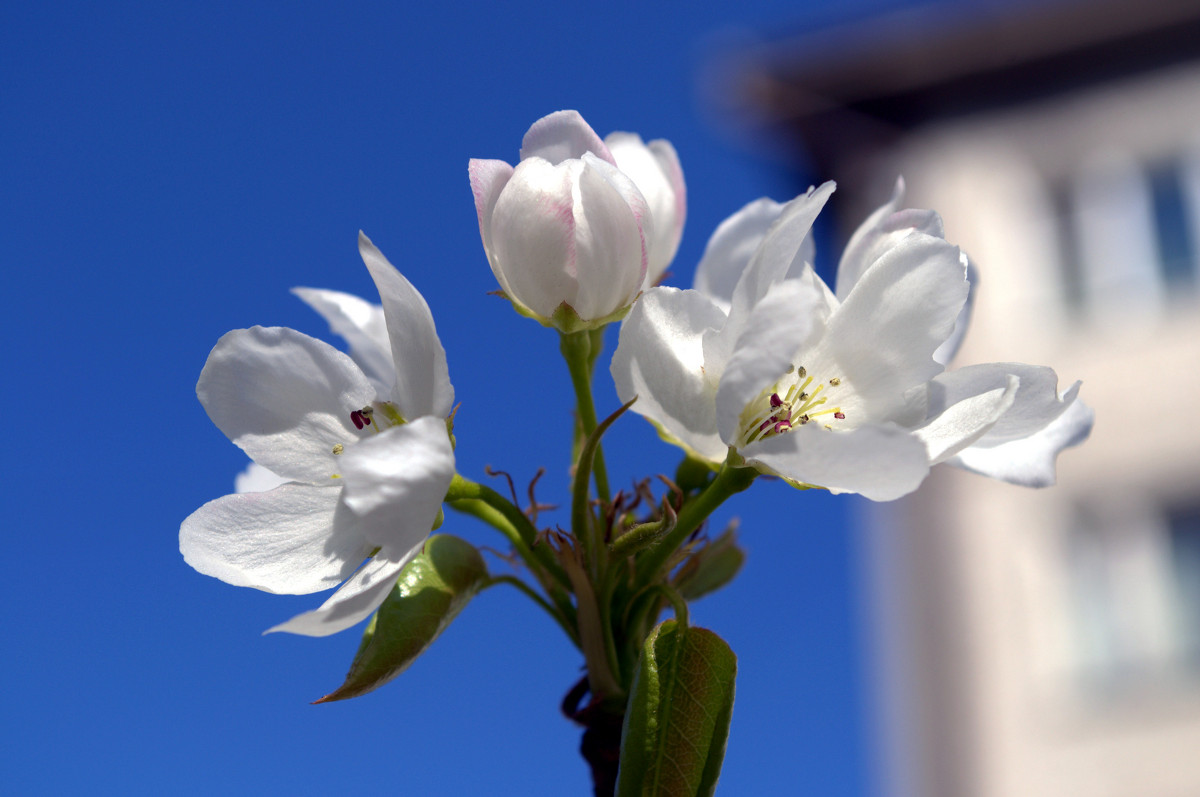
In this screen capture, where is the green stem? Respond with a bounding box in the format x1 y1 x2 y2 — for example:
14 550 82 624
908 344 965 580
586 325 606 375
653 584 690 628
445 475 570 591
636 454 757 583
560 330 611 506
485 575 580 647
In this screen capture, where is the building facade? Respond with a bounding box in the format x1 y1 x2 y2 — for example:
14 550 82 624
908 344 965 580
722 2 1200 794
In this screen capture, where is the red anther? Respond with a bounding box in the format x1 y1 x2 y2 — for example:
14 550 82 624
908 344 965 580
351 410 365 430
770 393 784 408
774 420 792 433
834 412 845 420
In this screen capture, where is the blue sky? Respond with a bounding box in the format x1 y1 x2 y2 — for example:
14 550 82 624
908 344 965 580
2 1 958 793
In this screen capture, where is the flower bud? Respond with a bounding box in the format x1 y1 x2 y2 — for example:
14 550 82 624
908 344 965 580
469 110 655 331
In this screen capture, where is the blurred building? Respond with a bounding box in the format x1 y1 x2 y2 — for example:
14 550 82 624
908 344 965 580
718 1 1200 795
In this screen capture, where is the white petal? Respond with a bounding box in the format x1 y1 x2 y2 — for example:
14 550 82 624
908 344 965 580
264 548 416 637
933 253 977 366
611 287 728 463
489 157 582 319
949 397 1094 487
932 362 1079 445
728 182 835 323
234 462 289 494
358 233 455 419
743 423 931 502
197 327 374 484
570 154 648 320
825 233 968 414
715 280 824 446
180 483 364 595
694 197 785 312
836 178 905 298
291 287 396 394
338 417 456 552
835 178 946 301
519 110 615 166
468 158 515 292
606 132 685 286
913 376 1018 464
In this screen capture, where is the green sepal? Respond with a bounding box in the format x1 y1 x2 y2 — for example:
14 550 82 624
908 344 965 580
492 288 633 333
550 299 632 334
616 620 737 797
314 534 487 703
672 526 745 602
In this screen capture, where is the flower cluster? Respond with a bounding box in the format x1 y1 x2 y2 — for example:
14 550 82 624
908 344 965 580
181 108 1091 793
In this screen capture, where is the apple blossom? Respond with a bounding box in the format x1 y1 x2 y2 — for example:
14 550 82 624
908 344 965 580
469 110 660 330
180 233 456 636
611 181 1092 501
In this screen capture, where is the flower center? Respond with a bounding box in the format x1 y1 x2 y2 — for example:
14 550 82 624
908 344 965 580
739 364 847 447
329 400 407 478
347 400 406 434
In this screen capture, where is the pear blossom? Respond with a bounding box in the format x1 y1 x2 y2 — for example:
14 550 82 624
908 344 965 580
611 181 1092 501
470 110 677 329
180 233 456 636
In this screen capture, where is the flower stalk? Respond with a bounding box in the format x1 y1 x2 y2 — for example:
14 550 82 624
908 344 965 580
636 453 757 583
561 329 612 506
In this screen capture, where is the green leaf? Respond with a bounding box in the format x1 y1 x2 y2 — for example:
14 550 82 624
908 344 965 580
314 534 487 703
672 526 745 602
616 620 737 797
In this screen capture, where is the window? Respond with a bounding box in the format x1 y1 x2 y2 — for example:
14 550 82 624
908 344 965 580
1054 147 1200 319
1061 498 1200 700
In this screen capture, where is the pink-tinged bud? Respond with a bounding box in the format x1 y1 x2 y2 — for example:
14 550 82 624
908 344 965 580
470 111 669 331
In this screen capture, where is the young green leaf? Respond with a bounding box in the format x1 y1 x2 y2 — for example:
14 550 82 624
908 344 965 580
672 526 745 602
314 534 487 703
616 620 737 797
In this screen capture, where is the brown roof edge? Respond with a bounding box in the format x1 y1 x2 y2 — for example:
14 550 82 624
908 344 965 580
721 0 1200 128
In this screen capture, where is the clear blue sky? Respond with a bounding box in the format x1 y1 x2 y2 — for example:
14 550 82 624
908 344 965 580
2 1 967 793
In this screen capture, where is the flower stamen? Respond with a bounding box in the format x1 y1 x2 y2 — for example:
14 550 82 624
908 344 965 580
739 366 850 445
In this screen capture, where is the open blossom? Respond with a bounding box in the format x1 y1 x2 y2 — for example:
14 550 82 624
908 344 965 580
234 285 396 494
469 110 683 329
611 181 1092 501
180 233 456 636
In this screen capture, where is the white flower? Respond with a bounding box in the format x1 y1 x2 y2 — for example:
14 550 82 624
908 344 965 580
180 233 456 636
469 110 658 329
611 181 1092 501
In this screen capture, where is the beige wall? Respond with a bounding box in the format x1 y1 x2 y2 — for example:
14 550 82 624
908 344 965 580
865 60 1200 797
